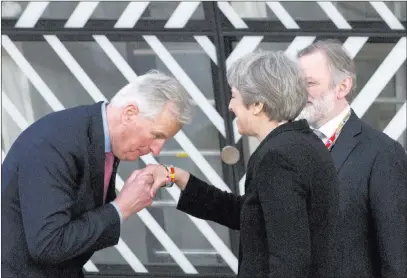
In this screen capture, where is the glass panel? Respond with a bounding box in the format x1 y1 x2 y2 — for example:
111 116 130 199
143 2 205 20
1 1 28 19
90 2 132 20
336 1 406 21
386 2 407 20
229 2 268 19
230 1 330 21
335 2 383 21
40 1 77 19
2 45 37 152
363 103 398 131
1 38 232 275
353 43 405 100
229 1 407 22
89 1 205 20
279 1 331 21
1 1 79 20
0 1 206 20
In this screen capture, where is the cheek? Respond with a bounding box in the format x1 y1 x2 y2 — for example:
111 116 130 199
132 136 151 149
122 133 144 151
232 103 244 114
308 86 325 99
236 110 249 124
118 130 129 148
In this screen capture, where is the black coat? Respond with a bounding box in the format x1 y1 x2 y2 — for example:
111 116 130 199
177 120 341 277
330 111 407 278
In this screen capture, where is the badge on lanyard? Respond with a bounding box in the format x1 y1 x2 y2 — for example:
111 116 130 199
325 110 351 150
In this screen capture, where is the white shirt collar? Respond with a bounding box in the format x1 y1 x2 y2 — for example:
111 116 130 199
315 105 351 139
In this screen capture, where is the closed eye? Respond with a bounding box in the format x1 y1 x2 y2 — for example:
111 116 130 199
151 132 167 140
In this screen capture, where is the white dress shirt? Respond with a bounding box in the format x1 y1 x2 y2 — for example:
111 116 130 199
312 105 351 144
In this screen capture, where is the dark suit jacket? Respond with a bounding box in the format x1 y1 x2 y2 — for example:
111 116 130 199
331 110 407 278
1 102 121 278
177 120 341 277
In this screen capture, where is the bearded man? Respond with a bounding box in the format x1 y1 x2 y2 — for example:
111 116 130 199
297 40 407 278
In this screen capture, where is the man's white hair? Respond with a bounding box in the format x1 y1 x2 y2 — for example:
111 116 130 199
110 70 192 124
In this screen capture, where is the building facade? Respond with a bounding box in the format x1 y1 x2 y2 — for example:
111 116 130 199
1 1 406 278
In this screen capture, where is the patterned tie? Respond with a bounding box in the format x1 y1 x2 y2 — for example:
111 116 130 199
104 152 114 202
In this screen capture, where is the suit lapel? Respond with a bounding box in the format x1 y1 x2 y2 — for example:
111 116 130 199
88 102 105 207
330 110 362 173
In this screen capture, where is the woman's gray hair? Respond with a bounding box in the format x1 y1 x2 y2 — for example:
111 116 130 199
110 70 192 124
297 39 357 100
227 50 308 122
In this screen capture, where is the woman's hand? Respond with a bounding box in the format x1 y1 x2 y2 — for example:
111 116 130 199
141 164 191 198
141 164 168 197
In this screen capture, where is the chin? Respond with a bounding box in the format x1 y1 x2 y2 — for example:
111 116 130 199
237 127 251 137
236 126 244 135
127 154 141 161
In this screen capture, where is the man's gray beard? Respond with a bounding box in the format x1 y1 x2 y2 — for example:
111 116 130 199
297 106 324 127
297 90 336 128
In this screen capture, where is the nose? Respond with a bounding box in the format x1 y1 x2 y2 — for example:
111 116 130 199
228 101 233 112
150 140 165 156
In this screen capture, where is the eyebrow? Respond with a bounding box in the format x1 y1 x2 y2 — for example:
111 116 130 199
152 131 168 139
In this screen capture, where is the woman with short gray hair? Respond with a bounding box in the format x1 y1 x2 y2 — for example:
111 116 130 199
147 51 340 277
227 50 307 123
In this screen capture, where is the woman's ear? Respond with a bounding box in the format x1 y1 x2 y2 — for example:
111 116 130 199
252 102 264 115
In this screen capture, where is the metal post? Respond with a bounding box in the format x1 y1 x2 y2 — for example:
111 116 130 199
202 2 246 257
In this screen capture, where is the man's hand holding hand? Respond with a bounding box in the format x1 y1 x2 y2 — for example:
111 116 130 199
142 164 191 197
114 164 191 222
114 169 154 221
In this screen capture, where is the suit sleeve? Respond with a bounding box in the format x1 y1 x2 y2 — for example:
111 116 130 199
369 142 407 277
18 141 121 264
254 152 311 277
177 174 243 230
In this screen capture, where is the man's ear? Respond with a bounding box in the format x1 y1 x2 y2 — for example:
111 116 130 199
122 104 139 124
337 76 352 100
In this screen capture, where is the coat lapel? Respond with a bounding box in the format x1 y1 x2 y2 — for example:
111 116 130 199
330 110 362 173
88 102 105 207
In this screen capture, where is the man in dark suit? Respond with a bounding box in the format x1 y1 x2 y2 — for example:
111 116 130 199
297 40 407 277
1 70 192 278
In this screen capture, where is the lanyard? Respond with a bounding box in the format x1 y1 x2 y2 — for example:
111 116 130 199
325 110 351 150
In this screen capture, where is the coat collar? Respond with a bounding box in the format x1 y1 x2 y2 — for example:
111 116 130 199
249 119 311 165
329 109 362 173
256 119 311 150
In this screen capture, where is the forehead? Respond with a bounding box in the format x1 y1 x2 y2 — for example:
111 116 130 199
299 51 330 79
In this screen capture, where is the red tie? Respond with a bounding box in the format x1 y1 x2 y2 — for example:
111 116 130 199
104 152 114 202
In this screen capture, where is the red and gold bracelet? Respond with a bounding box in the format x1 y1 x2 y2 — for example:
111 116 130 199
161 164 175 188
